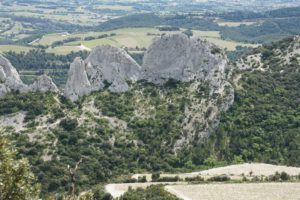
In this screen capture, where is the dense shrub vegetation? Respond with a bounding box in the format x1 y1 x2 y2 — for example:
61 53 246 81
219 7 300 43
4 50 88 86
0 92 56 121
6 82 195 195
0 132 40 200
120 185 181 200
208 175 231 182
209 40 300 166
5 50 88 71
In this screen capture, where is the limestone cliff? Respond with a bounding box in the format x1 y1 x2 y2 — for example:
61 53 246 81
64 45 141 101
65 34 230 101
85 45 141 92
0 54 59 98
142 34 228 89
0 54 28 98
64 57 91 102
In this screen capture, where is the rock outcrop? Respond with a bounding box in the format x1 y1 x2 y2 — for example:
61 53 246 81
142 34 228 89
140 34 233 150
0 54 23 84
64 57 91 102
65 46 141 101
0 84 8 98
30 75 59 93
0 54 28 98
64 34 232 107
85 45 141 92
0 54 59 98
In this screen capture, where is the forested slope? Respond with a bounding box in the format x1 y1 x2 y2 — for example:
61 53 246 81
0 37 299 198
210 37 300 165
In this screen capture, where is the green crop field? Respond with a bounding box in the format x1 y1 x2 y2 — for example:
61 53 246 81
0 27 258 55
0 45 34 53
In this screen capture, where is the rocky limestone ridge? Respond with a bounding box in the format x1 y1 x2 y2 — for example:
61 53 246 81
0 54 59 98
65 34 231 101
63 34 234 149
64 57 91 102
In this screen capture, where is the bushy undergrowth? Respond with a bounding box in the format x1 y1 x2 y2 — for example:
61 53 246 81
120 185 181 200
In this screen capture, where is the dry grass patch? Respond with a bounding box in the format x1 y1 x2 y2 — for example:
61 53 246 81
132 163 300 181
217 21 256 27
95 5 133 11
165 183 300 200
199 163 300 177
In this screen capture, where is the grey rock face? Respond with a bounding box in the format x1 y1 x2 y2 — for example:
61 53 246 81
0 67 6 83
65 45 142 101
0 54 22 82
64 57 91 102
0 54 60 98
85 45 141 92
64 34 232 105
0 54 29 94
0 84 9 98
108 77 130 93
30 75 59 93
142 34 228 88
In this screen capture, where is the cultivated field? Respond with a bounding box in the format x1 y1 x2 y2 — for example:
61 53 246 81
0 2 118 26
0 45 34 53
108 163 300 199
46 45 89 55
165 183 300 200
32 28 184 48
30 27 258 55
199 163 300 176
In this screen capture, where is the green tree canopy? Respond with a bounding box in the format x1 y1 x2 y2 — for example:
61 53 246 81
0 132 40 200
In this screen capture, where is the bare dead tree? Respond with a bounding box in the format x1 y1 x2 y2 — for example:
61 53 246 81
68 158 83 197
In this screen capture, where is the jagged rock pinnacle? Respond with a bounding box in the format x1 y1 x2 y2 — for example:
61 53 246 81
85 45 141 92
64 57 91 102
